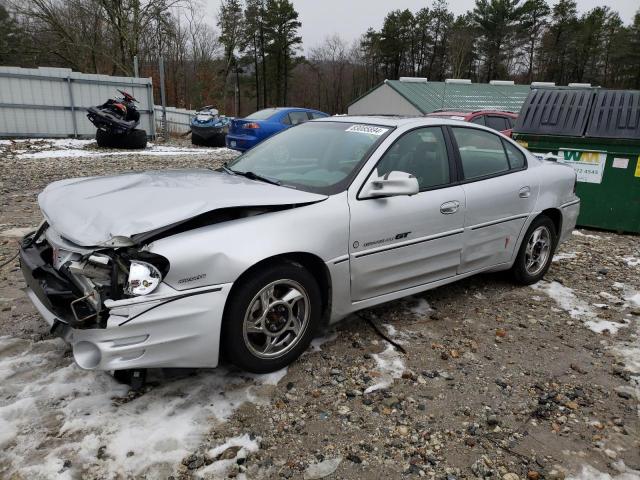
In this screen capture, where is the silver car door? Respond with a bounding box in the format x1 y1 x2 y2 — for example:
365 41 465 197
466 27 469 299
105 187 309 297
348 126 466 302
449 126 539 273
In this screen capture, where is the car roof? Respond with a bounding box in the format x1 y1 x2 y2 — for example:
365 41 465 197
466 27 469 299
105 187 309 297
427 109 517 116
314 115 465 128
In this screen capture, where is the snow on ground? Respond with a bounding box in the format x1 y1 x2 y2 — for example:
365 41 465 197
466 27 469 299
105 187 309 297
196 434 261 478
364 339 406 394
568 461 640 480
572 230 601 240
18 143 231 159
531 281 629 335
405 296 433 317
0 226 35 238
303 456 343 479
553 252 579 262
0 336 284 479
309 330 338 352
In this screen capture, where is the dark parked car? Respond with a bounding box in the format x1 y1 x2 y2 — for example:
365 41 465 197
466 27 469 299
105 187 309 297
426 110 518 137
226 107 329 151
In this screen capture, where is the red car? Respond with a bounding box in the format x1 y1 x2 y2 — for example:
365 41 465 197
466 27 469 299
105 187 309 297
425 110 518 137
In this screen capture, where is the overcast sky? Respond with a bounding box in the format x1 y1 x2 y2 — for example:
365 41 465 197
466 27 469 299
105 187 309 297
205 0 639 52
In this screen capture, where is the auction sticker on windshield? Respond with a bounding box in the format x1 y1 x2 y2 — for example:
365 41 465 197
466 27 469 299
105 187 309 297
345 125 389 136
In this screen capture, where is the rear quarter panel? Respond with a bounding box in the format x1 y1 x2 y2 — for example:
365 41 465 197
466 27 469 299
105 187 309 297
530 156 580 243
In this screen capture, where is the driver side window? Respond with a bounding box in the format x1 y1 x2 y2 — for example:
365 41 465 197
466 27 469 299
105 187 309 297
375 127 451 191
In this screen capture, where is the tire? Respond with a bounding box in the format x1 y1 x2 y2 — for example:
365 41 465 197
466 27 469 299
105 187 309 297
511 215 557 285
191 131 205 146
221 262 322 373
95 128 147 149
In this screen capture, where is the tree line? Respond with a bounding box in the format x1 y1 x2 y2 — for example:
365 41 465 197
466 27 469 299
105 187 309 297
1 0 639 117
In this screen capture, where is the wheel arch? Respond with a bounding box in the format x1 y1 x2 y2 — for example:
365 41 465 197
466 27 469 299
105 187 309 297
539 208 562 242
224 252 333 327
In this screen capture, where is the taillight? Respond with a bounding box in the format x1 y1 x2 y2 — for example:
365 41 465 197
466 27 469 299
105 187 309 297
244 122 260 129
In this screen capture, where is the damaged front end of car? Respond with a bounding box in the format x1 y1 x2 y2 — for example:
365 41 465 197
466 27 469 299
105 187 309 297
19 221 232 372
20 222 169 332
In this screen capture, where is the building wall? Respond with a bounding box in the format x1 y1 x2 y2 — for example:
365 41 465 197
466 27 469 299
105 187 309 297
347 83 422 116
0 66 155 138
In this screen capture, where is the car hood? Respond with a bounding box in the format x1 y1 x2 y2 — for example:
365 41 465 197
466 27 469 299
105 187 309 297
38 169 327 247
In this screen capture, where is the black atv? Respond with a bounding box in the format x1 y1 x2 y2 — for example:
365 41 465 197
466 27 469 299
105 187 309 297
87 90 147 149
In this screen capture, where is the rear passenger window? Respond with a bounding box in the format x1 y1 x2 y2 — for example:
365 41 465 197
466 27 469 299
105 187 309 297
485 116 507 131
470 116 485 125
503 140 526 169
288 111 309 126
451 127 510 179
310 112 326 119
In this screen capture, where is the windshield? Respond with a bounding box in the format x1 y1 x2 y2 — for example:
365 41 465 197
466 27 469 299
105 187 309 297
226 122 392 194
246 108 279 120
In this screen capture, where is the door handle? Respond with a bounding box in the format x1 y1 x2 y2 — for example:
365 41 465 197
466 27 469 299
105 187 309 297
440 200 460 215
519 186 531 198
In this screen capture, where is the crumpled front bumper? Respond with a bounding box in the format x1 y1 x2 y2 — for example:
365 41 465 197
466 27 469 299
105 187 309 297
20 239 232 371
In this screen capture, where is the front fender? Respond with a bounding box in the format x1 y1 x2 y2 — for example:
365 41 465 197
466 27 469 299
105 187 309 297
148 193 350 290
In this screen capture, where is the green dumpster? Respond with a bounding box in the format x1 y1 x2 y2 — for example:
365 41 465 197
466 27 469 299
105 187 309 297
513 87 640 233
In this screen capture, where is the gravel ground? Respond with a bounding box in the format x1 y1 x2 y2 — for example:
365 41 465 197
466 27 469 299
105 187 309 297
0 139 638 480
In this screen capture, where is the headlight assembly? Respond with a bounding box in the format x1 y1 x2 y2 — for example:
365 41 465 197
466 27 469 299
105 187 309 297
125 261 162 296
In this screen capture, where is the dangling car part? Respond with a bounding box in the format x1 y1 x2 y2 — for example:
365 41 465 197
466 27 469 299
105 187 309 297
190 106 231 147
20 116 579 377
86 90 147 149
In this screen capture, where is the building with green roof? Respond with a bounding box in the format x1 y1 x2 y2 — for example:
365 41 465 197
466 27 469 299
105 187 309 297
347 78 534 116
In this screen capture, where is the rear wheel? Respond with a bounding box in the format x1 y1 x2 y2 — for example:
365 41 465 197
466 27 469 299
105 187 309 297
222 262 322 373
511 215 557 285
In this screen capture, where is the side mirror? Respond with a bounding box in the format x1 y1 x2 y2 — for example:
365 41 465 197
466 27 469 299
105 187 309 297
360 170 419 199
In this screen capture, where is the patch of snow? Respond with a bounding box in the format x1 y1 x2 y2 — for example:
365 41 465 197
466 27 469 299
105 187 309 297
623 257 640 267
567 461 640 480
584 318 628 335
364 344 405 394
406 296 433 317
531 281 595 319
626 292 640 308
0 336 281 478
532 281 630 335
196 434 260 478
303 456 342 479
18 144 227 159
0 226 35 237
553 252 578 262
248 367 288 386
310 331 338 352
572 230 600 239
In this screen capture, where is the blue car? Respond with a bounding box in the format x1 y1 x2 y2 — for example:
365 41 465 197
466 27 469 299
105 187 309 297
226 107 329 152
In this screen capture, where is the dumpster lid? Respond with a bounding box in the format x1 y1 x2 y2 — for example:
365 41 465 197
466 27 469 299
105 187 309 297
513 88 595 137
586 89 640 140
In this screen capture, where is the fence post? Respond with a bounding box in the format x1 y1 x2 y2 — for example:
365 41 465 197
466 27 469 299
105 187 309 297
66 77 78 138
146 81 156 140
159 57 167 138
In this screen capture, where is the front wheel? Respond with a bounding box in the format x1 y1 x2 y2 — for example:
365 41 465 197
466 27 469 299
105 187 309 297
511 216 557 285
221 262 322 373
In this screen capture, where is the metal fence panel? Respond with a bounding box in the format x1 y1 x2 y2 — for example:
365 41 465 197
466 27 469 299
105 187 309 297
154 106 195 134
0 66 155 138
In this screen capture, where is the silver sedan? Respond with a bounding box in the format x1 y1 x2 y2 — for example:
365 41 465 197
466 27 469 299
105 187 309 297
20 116 580 375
